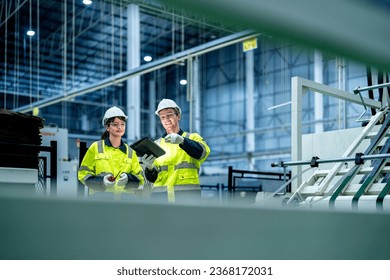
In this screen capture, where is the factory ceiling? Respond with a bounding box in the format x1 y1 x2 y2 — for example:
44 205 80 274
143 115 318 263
0 0 238 111
2 0 390 115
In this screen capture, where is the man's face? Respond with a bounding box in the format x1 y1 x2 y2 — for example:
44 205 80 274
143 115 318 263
158 108 180 134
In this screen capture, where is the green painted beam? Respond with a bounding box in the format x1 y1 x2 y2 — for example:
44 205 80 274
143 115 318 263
163 0 390 71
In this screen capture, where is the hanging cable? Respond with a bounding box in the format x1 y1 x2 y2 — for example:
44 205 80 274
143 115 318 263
119 0 123 73
119 0 123 104
187 57 193 130
4 0 8 109
72 0 75 88
102 1 108 108
37 0 40 103
111 0 114 77
181 13 184 53
63 0 67 97
171 11 175 55
62 0 68 128
14 0 21 109
29 0 33 106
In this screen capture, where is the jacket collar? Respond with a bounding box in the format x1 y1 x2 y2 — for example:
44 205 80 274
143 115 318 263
104 138 127 154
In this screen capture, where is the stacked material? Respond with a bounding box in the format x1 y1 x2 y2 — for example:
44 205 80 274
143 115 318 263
0 109 45 169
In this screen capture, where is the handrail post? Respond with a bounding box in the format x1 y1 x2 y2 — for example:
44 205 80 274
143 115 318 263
50 140 57 196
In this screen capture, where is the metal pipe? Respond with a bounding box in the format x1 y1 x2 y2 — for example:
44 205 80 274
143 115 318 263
353 82 390 94
272 153 390 168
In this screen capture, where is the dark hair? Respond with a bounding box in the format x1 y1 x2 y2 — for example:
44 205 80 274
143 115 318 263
101 116 127 140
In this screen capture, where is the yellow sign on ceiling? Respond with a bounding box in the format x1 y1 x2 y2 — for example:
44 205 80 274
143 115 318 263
243 37 258 52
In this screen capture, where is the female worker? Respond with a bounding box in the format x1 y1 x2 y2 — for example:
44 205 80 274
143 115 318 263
78 106 157 197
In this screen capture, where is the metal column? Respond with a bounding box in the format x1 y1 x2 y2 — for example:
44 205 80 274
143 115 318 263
291 77 304 191
193 57 201 133
314 50 323 133
126 4 141 141
149 79 156 139
245 50 255 170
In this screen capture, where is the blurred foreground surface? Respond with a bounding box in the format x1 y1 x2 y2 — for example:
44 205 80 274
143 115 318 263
1 188 390 260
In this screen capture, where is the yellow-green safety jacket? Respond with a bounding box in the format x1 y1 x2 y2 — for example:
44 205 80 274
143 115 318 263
78 139 144 195
153 131 210 198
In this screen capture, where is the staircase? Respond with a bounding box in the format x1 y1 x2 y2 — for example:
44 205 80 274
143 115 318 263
288 107 390 210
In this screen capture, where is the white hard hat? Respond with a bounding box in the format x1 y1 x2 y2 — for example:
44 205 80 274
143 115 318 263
155 98 182 115
102 106 128 126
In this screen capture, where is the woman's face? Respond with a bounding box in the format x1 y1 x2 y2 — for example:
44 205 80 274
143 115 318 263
106 117 126 137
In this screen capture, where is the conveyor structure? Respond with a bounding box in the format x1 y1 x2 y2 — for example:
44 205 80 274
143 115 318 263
259 78 390 211
266 107 390 212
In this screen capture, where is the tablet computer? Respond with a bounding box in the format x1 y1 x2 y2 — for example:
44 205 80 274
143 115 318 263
130 137 166 158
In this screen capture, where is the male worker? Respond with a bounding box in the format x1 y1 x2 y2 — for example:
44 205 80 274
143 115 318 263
150 98 210 202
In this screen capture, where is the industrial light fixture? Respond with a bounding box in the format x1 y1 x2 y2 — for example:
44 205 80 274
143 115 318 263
143 55 152 62
83 0 92 5
180 79 187 85
26 30 35 36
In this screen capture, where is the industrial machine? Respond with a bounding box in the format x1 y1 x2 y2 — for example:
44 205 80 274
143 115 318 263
39 126 81 198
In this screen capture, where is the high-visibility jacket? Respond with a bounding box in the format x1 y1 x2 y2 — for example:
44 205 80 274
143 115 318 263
152 131 210 199
78 139 144 195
